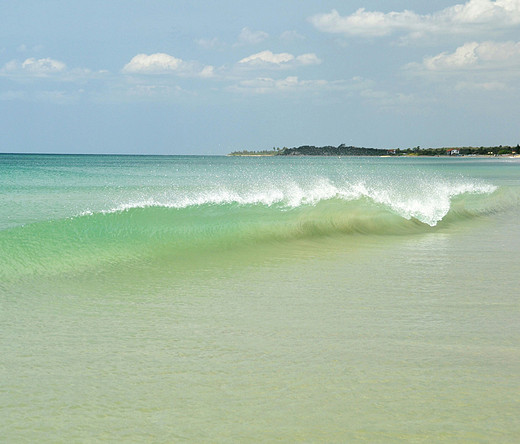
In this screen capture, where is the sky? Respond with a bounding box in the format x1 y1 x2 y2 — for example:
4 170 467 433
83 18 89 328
1 0 519 154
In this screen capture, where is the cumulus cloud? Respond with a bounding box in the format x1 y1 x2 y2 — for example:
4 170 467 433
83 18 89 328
1 57 66 76
424 42 481 69
122 53 214 78
238 50 321 68
122 53 183 73
239 50 294 65
0 57 105 84
310 0 520 39
310 8 422 37
236 27 269 45
414 40 520 70
404 40 520 93
295 53 322 66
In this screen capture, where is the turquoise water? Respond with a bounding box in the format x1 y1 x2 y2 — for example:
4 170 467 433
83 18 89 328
1 154 519 442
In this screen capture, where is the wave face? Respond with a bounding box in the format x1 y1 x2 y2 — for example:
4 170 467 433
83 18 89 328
0 154 513 280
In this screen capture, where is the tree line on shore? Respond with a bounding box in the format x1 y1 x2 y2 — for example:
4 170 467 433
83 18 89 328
229 144 520 156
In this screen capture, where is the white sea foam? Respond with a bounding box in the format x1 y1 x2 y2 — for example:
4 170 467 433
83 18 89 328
356 180 497 226
86 176 496 227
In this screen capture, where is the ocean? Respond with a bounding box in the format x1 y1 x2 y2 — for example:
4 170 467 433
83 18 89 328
1 154 519 442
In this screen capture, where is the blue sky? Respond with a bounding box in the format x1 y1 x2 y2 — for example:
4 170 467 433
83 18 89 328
1 0 519 154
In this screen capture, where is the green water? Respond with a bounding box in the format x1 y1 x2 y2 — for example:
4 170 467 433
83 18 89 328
1 154 519 442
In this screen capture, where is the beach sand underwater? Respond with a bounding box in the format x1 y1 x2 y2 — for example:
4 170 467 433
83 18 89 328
1 154 520 442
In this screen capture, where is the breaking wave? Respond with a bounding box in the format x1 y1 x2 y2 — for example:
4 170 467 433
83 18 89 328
0 178 507 281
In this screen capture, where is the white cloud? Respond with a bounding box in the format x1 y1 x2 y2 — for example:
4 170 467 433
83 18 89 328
424 42 480 69
239 50 294 65
229 76 324 94
310 8 421 37
236 27 269 45
0 57 102 84
122 53 183 73
416 40 520 70
1 57 66 76
23 58 66 74
310 0 520 39
404 40 520 94
445 0 520 25
295 53 322 66
199 65 215 78
122 53 214 78
238 50 321 68
228 75 366 95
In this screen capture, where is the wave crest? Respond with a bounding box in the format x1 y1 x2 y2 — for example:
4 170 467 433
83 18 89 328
0 178 506 281
89 178 497 227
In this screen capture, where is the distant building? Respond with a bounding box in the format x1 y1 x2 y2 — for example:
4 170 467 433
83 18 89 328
388 149 397 155
447 149 460 156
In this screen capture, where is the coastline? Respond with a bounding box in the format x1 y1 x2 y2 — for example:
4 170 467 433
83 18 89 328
229 144 520 157
229 153 520 158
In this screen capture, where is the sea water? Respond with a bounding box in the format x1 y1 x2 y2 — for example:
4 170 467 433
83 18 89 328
1 154 519 442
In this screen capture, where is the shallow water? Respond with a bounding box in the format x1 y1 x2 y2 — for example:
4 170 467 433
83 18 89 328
1 154 519 442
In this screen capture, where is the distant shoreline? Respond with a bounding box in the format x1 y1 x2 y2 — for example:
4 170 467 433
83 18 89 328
229 144 520 157
228 154 520 159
